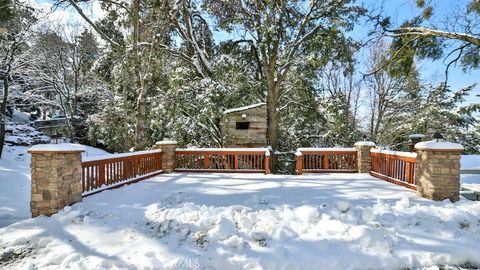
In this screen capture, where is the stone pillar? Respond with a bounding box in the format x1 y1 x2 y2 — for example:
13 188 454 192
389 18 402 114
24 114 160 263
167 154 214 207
354 141 376 173
414 141 463 202
28 144 85 217
154 140 177 173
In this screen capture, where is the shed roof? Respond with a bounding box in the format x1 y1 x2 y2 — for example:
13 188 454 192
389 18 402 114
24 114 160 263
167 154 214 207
223 103 266 114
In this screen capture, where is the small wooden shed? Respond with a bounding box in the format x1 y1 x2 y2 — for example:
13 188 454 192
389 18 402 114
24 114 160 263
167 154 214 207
222 103 267 148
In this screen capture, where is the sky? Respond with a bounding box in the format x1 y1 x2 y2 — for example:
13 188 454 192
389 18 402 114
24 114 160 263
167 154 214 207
357 0 480 105
33 0 480 105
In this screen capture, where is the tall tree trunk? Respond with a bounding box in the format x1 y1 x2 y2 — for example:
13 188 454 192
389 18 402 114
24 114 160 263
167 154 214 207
265 71 281 172
131 0 146 150
135 84 148 149
0 76 8 158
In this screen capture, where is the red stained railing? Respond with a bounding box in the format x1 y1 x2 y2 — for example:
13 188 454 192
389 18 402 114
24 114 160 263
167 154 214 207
296 148 357 174
175 148 270 174
81 151 163 196
370 150 417 190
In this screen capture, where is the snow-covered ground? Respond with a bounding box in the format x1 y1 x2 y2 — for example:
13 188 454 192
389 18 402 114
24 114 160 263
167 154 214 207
0 145 110 227
460 155 480 193
0 173 479 269
461 174 480 193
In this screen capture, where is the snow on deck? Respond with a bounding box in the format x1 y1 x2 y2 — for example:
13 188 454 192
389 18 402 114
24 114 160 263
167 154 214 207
1 173 479 269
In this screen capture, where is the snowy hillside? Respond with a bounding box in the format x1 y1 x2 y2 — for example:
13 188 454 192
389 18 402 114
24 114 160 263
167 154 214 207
4 123 50 146
0 145 111 227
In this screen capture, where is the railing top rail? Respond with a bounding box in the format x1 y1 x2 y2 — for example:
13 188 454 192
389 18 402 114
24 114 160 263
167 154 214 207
298 147 356 152
82 150 163 163
370 149 417 160
176 148 270 155
296 148 356 156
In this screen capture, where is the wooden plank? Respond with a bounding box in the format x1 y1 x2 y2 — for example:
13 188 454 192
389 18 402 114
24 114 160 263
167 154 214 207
370 152 417 163
303 169 358 173
370 171 417 190
174 169 264 173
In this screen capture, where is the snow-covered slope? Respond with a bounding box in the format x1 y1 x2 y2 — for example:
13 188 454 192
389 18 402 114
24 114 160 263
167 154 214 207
4 123 50 146
0 145 111 227
0 146 31 227
0 173 479 269
460 155 480 193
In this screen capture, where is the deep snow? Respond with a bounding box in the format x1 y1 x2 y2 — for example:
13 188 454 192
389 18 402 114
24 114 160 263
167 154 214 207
461 174 480 193
0 173 479 269
0 145 110 227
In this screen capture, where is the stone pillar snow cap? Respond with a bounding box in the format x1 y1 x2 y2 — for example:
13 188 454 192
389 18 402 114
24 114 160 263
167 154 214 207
28 143 86 153
414 140 464 151
155 140 178 145
354 141 376 147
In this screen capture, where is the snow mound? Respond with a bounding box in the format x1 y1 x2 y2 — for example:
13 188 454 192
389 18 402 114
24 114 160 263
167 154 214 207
1 196 479 269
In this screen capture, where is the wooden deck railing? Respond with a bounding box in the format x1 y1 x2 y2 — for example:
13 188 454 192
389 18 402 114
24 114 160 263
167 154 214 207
370 149 417 190
81 151 163 196
296 148 357 174
175 148 270 174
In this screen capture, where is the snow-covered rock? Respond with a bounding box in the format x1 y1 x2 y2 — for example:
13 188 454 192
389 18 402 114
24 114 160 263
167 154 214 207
4 122 50 146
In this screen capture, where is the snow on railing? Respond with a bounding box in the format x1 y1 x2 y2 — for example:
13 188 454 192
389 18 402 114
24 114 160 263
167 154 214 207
370 149 417 190
175 148 270 174
82 150 162 162
295 147 357 175
81 151 163 196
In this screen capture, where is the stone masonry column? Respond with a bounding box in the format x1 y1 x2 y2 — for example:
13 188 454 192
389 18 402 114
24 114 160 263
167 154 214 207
414 140 463 202
354 141 376 173
154 140 177 173
28 144 85 217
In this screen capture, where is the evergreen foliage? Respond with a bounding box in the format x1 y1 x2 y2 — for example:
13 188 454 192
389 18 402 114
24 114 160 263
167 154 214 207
1 0 480 161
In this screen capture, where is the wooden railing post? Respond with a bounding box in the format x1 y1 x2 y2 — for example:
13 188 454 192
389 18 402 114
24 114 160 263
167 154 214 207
295 150 303 175
234 154 239 170
99 164 105 186
204 154 209 169
265 151 270 175
405 162 411 183
387 158 392 177
134 159 139 177
323 154 329 170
